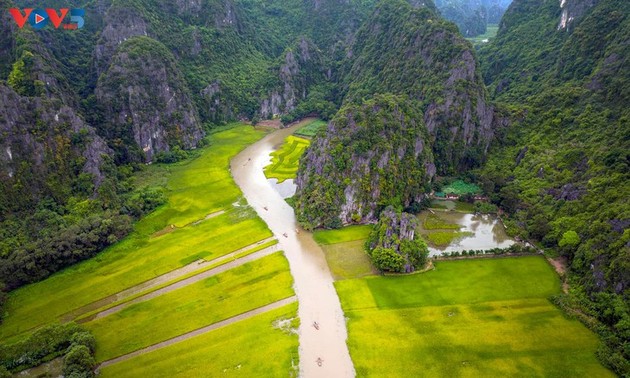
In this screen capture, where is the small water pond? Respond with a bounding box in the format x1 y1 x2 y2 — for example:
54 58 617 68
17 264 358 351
418 202 515 256
15 357 63 378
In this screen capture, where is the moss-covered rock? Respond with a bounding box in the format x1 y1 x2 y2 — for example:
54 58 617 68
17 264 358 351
296 94 434 229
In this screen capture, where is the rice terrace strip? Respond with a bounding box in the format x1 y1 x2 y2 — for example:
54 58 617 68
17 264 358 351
0 126 302 376
96 296 298 370
82 244 281 322
62 237 278 322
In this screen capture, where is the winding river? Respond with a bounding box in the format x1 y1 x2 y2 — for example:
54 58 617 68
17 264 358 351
231 125 355 378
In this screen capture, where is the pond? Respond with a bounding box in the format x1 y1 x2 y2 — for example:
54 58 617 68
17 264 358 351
15 357 63 378
418 204 516 256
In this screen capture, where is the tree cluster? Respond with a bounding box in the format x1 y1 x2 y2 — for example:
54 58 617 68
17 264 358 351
0 323 95 376
366 206 429 273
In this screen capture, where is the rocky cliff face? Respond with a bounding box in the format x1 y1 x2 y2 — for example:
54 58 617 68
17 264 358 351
200 81 235 124
96 36 204 162
94 4 149 76
0 0 15 78
0 85 111 207
0 3 111 209
295 95 434 229
366 206 428 273
558 0 599 31
260 38 326 119
342 0 499 174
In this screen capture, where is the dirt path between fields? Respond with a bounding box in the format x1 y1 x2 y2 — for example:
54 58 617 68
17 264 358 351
231 123 356 378
79 244 280 322
96 296 298 371
548 256 569 293
62 237 276 322
152 210 227 237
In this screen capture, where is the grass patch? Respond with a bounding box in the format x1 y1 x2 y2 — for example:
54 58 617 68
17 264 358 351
99 303 299 378
335 257 613 377
423 213 461 230
294 119 326 137
337 257 560 310
314 225 376 280
321 240 376 280
86 252 294 362
313 225 373 245
467 24 499 46
264 136 310 183
0 125 270 341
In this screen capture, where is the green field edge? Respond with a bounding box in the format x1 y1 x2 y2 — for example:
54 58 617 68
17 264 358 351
96 293 298 363
97 302 300 378
74 239 279 323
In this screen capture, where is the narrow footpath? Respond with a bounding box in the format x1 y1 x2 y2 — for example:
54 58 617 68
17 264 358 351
61 236 276 322
82 245 280 322
97 296 297 371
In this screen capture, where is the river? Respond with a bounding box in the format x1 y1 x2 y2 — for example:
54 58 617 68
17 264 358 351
231 124 355 378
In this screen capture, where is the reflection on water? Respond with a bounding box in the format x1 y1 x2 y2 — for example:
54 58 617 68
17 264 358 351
269 178 296 199
420 211 515 256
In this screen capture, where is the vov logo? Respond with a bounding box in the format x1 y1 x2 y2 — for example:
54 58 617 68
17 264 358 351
9 8 85 30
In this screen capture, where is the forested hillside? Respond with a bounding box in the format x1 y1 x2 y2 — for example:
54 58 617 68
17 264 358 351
296 0 500 229
296 95 435 229
340 0 501 174
0 0 379 297
478 0 629 373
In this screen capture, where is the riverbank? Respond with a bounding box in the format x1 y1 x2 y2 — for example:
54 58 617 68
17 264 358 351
2 125 300 377
231 122 355 377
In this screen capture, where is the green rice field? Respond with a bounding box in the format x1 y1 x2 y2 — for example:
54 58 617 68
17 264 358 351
87 252 294 361
335 257 613 377
294 119 327 137
0 125 273 342
264 135 311 183
313 225 373 245
99 303 299 377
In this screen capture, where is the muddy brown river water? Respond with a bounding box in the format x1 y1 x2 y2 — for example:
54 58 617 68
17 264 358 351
231 125 355 378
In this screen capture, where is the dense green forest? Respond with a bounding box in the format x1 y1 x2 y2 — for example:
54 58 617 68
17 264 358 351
476 0 629 373
0 0 379 298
